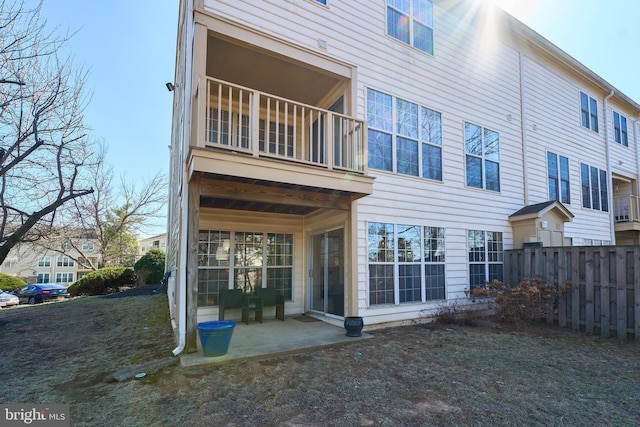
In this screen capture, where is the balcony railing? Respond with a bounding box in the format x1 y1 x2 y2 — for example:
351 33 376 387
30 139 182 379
613 195 640 223
198 77 367 174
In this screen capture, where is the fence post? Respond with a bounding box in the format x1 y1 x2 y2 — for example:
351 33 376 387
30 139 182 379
599 247 610 337
571 247 580 331
616 247 627 339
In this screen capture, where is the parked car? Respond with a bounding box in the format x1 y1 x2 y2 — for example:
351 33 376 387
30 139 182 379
14 284 68 305
0 289 19 307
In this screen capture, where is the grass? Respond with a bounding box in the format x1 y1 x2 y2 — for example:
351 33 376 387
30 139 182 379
1 287 640 426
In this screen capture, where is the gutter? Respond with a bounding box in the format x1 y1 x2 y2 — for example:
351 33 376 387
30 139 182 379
172 0 195 358
604 90 615 244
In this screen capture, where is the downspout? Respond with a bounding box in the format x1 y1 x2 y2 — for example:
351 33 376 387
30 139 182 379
604 90 615 244
172 0 195 357
519 52 529 206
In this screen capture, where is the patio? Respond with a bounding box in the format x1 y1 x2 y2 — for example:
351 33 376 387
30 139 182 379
180 315 373 367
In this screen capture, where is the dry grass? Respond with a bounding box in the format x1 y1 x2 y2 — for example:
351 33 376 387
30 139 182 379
1 288 640 426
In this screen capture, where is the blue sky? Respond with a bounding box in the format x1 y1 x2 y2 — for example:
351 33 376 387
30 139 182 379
30 0 639 235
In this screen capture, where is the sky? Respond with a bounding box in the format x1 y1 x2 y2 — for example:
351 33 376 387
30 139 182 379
26 0 640 236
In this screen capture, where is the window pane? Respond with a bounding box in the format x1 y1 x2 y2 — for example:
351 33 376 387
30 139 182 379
368 222 394 262
485 160 500 192
560 156 570 204
387 6 410 44
266 267 292 300
621 116 628 146
422 144 442 180
413 0 433 26
468 230 485 263
367 89 393 131
398 225 421 262
488 264 503 283
469 264 486 289
397 137 418 176
466 155 482 188
614 112 621 143
547 152 558 178
198 269 229 307
581 163 591 208
368 130 393 171
413 21 433 54
487 232 503 262
600 169 608 212
590 166 600 210
421 107 441 145
549 177 558 201
483 129 499 161
464 122 482 155
388 0 410 13
396 98 418 138
369 264 395 305
424 227 445 263
399 264 421 303
580 92 589 128
234 268 261 293
589 97 598 132
425 265 445 300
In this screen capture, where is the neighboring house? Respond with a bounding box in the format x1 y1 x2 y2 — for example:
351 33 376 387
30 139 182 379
166 0 640 353
138 234 167 257
0 238 101 285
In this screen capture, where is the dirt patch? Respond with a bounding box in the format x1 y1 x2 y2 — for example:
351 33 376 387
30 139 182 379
2 289 640 426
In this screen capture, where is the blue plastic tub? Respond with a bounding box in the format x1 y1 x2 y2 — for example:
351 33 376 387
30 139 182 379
197 320 236 357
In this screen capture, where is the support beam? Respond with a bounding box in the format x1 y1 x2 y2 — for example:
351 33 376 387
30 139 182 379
186 174 201 353
200 179 352 211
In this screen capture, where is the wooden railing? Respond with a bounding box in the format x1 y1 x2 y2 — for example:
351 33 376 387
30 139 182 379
198 76 367 174
504 246 640 339
613 195 640 223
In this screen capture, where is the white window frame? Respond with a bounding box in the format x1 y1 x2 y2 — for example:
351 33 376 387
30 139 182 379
37 256 51 267
367 88 443 180
367 222 446 306
547 152 570 204
57 256 75 267
468 230 503 289
386 0 434 55
464 122 500 192
613 111 628 147
37 273 50 284
580 91 599 132
55 272 74 283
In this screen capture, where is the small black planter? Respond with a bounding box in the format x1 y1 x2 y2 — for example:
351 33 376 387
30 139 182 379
344 316 364 337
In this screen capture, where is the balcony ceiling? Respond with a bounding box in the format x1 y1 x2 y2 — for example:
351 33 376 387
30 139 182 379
207 36 343 107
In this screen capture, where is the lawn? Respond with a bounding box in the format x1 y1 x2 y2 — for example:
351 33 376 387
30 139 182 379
1 287 639 426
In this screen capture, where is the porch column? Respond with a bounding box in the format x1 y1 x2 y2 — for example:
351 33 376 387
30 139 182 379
192 22 208 149
186 173 201 352
346 197 359 317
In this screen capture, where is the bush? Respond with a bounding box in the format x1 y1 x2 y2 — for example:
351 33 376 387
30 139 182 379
68 267 136 296
0 273 26 291
134 248 165 285
466 278 569 326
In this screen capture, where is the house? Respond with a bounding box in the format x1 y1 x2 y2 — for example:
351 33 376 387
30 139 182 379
138 233 167 257
0 236 101 285
165 0 640 354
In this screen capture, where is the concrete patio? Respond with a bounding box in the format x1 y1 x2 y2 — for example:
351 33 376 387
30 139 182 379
180 314 373 367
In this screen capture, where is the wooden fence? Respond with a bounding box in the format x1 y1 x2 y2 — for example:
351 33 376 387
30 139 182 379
504 246 640 339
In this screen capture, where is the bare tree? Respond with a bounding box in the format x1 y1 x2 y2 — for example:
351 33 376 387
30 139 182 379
39 142 167 268
0 0 95 265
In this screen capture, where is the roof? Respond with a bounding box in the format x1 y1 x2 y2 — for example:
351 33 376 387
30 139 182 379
509 201 574 222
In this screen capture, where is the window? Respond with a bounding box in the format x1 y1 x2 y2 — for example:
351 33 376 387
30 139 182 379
82 242 94 251
37 273 50 284
580 92 598 132
197 230 293 307
387 0 434 55
57 257 75 267
37 257 51 267
468 230 503 289
547 152 570 204
580 163 608 212
613 111 628 146
315 0 327 4
368 222 445 306
56 273 73 284
208 109 250 148
465 122 500 191
367 88 442 179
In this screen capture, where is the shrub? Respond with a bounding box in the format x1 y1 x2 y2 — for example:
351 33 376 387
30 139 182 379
0 273 26 291
134 248 165 285
68 267 136 296
466 278 569 326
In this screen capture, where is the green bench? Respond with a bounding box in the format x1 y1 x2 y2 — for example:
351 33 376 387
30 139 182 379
218 288 285 324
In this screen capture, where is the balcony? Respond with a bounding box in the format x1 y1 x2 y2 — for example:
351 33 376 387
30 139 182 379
188 77 373 211
613 195 640 232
